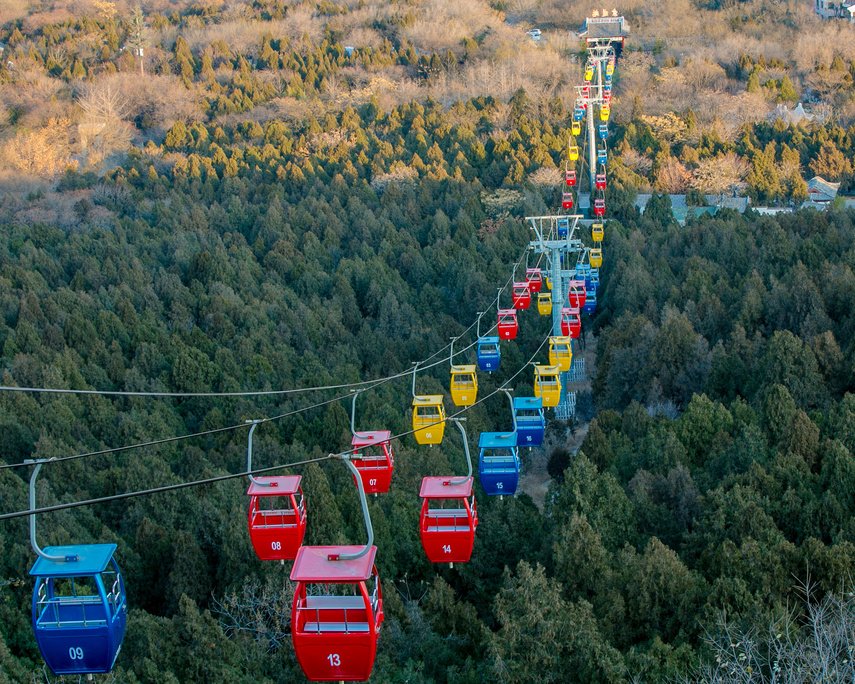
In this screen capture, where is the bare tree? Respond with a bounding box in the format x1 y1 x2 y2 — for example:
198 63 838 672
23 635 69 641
690 152 749 205
680 581 855 683
655 155 691 193
213 577 296 652
77 82 133 164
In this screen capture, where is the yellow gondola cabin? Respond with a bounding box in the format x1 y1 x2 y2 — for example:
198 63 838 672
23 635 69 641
412 395 446 445
449 365 478 407
533 365 562 407
548 336 573 372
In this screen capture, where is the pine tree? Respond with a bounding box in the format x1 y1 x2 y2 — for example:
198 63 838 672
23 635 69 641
126 5 147 76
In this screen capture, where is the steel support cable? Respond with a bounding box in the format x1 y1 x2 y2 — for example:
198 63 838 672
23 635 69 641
0 324 551 521
0 323 496 473
0 454 337 521
0 376 396 472
0 243 533 473
0 247 531 400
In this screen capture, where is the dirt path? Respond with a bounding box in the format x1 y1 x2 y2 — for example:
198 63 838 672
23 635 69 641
519 333 597 510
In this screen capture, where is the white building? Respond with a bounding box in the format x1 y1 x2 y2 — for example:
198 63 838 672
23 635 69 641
815 0 855 21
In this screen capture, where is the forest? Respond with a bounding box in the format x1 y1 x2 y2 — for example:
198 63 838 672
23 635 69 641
0 92 853 683
1 1 855 683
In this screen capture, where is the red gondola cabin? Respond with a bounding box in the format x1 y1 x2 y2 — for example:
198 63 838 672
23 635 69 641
350 431 394 495
497 309 518 340
561 307 582 339
565 169 577 187
512 282 531 310
419 477 477 564
525 268 543 293
247 476 307 562
562 193 574 210
593 199 606 217
595 173 607 190
290 546 384 682
567 279 587 309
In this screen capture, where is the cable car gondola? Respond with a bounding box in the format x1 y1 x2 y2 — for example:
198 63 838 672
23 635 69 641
476 335 500 372
513 397 545 448
565 168 577 187
525 267 543 293
291 459 383 682
248 476 307 561
27 461 127 676
591 223 604 243
411 363 446 446
533 365 562 408
583 288 597 314
497 308 519 340
512 282 531 310
548 335 573 372
447 338 478 407
412 396 445 446
419 420 478 565
590 248 603 268
593 198 606 217
567 279 587 309
560 307 582 339
478 432 520 496
561 193 574 210
450 365 478 407
536 291 552 316
557 217 570 239
245 421 308 560
348 393 395 493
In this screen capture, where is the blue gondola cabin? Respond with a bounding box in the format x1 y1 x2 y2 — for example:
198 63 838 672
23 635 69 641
583 288 597 314
476 336 500 372
513 397 545 448
30 544 127 676
478 432 520 496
